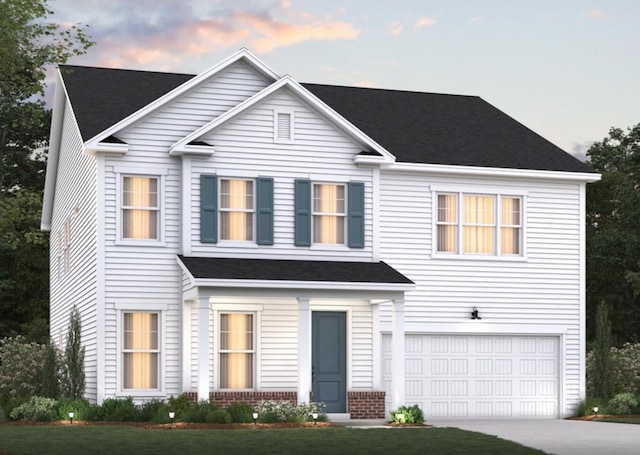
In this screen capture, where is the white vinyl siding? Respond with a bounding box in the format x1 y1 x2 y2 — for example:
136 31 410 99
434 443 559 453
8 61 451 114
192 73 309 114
189 90 375 261
379 172 584 416
49 96 100 402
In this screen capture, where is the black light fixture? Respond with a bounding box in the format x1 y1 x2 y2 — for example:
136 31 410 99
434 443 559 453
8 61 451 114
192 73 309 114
471 307 481 320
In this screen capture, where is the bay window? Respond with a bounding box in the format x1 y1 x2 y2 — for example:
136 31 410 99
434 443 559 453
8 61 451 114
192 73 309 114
436 192 522 256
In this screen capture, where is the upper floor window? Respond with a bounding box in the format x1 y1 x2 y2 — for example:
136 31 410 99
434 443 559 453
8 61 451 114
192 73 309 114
122 176 159 240
295 179 365 248
313 183 346 244
220 179 254 241
200 175 273 245
436 192 522 256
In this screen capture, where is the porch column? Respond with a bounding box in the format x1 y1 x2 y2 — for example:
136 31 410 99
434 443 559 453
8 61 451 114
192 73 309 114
392 298 405 410
197 296 210 401
298 297 311 404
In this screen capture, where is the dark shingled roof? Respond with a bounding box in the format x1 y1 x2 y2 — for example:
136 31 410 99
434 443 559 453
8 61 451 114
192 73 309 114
59 65 595 173
177 256 413 284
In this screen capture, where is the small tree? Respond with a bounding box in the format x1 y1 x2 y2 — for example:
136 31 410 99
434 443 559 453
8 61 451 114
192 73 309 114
41 339 61 398
64 307 85 399
590 301 615 400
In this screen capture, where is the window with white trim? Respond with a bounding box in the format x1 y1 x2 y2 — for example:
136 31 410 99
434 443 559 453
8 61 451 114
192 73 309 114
220 179 254 241
436 192 522 256
313 183 346 244
122 312 159 390
121 176 159 240
219 313 254 389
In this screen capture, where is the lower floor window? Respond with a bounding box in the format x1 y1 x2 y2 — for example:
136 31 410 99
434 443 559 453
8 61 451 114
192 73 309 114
123 312 159 389
219 313 254 389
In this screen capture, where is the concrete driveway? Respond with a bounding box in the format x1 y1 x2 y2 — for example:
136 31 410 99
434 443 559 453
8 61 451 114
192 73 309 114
433 419 640 455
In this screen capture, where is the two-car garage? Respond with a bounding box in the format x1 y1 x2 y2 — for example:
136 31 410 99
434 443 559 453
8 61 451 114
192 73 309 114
383 334 559 419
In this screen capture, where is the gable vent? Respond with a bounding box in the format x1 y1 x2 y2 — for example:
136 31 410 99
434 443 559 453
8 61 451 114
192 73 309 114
276 111 293 142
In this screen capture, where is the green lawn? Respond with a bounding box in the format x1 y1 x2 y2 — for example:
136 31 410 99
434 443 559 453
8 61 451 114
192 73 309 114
0 424 550 455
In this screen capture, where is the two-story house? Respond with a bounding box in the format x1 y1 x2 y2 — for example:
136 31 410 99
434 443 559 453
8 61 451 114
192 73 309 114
41 49 599 419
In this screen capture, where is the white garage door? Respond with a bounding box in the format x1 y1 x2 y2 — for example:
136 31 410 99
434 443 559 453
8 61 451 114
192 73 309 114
383 335 559 419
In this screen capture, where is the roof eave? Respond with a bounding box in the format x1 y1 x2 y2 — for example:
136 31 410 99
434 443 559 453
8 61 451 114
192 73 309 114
190 278 416 292
384 162 601 182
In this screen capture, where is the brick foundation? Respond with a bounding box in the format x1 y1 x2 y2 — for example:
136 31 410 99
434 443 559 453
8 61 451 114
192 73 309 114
209 391 298 408
347 391 386 419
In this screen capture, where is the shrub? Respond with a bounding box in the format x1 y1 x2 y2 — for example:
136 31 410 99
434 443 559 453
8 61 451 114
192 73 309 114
576 397 606 417
226 402 254 423
101 397 138 421
0 336 47 405
57 397 91 421
138 399 169 423
182 400 220 423
63 307 85 399
390 404 425 424
83 403 105 421
608 393 638 415
256 401 326 423
205 409 232 424
167 393 194 420
9 396 58 422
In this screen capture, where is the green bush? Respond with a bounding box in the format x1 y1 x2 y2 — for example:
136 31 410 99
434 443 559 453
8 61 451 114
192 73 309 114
83 403 105 421
205 409 232 424
9 396 58 421
255 400 326 423
608 392 638 415
56 397 91 421
101 397 138 421
167 393 194 420
138 399 169 423
226 402 254 423
390 404 425 424
0 336 48 404
576 397 606 417
182 400 220 423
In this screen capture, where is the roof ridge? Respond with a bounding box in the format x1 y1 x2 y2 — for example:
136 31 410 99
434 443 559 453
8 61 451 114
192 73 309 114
301 82 479 99
60 64 195 78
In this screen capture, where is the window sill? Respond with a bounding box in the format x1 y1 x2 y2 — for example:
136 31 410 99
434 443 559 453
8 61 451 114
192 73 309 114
431 253 528 262
116 390 164 397
216 241 260 248
115 240 166 247
309 244 351 252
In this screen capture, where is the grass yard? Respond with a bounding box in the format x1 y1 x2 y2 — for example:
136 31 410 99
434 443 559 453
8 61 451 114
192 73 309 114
0 424 549 455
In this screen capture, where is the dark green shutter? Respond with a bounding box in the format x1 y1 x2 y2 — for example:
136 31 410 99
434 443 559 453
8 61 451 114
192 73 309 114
348 181 365 248
294 179 311 246
256 177 274 245
200 174 217 243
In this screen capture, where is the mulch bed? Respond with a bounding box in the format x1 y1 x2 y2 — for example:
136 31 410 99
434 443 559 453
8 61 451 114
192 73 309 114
1 420 338 430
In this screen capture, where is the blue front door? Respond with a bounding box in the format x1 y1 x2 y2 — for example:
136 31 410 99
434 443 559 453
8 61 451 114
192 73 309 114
312 311 347 413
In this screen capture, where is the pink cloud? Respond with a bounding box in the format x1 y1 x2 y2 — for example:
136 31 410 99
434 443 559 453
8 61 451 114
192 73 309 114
586 9 606 19
416 17 436 28
389 22 403 36
233 11 359 53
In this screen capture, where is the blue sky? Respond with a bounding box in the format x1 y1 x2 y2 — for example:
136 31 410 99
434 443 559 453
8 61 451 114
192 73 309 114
50 0 639 160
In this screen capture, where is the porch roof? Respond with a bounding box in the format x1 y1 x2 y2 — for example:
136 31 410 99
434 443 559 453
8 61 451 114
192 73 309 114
177 255 413 285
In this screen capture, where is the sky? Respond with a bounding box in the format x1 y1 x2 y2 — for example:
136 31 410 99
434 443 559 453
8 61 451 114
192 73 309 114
49 0 640 161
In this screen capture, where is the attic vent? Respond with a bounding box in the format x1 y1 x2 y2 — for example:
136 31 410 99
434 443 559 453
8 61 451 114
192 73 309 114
275 110 294 143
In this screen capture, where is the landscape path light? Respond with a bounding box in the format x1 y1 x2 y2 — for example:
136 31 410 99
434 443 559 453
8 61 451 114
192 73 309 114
68 411 74 425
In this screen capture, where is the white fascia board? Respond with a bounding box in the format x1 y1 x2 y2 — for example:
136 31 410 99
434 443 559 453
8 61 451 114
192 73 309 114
41 70 67 231
191 278 415 293
83 48 280 150
170 75 396 163
85 142 129 155
385 162 601 182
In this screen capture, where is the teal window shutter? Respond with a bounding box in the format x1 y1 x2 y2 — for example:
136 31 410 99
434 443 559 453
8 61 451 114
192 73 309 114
294 179 311 246
256 177 274 245
348 181 365 248
200 174 217 243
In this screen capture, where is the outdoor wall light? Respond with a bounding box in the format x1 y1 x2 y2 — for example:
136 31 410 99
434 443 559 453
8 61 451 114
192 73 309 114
252 412 259 427
68 411 74 424
311 412 318 425
471 307 481 320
